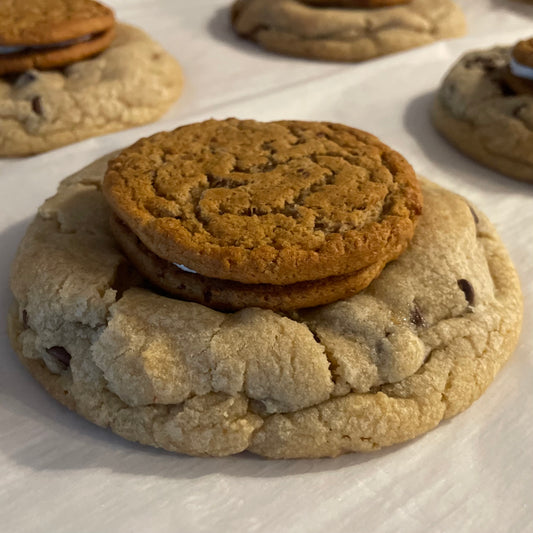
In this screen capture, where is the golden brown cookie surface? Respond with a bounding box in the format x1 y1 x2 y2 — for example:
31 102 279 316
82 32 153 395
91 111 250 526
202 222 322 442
103 119 423 285
0 0 115 45
0 0 115 75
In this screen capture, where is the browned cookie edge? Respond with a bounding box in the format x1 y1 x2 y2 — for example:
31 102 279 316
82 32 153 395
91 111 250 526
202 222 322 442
0 27 116 75
109 213 388 311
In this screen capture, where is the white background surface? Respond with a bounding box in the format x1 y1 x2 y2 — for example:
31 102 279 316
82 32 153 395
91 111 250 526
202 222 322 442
1 1 532 532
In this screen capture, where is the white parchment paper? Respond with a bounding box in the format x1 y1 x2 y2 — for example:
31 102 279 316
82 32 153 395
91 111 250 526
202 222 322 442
0 1 532 531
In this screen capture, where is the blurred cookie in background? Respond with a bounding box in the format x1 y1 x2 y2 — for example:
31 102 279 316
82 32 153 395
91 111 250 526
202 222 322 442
0 0 183 156
231 0 466 62
432 37 533 183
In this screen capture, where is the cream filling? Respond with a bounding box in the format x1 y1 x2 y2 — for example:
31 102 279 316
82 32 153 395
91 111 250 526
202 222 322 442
172 263 197 274
0 34 94 55
510 56 533 81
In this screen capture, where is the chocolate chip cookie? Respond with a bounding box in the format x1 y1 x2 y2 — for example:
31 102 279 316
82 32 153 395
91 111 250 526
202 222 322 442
0 0 116 75
8 153 522 458
231 0 466 62
0 24 183 156
432 42 533 183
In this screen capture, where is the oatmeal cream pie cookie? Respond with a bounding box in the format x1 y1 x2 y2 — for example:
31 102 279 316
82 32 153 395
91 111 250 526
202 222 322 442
432 38 533 183
103 119 422 310
0 6 183 156
0 0 116 75
231 0 466 62
8 153 522 458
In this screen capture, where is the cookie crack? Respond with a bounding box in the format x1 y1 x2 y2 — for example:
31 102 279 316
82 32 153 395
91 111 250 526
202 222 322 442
150 146 398 244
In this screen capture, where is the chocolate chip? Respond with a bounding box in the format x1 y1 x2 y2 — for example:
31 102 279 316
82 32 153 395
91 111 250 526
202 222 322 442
468 205 479 224
499 81 516 97
46 346 72 370
15 70 38 88
458 279 475 306
410 302 426 327
22 310 29 328
31 96 43 116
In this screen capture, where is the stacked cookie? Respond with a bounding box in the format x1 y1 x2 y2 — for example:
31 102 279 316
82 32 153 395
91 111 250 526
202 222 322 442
432 37 533 182
8 119 523 458
0 0 183 156
0 0 116 75
103 119 423 310
231 0 466 62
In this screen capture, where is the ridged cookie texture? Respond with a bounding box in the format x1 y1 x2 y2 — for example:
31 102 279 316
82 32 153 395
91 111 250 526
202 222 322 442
231 0 466 62
8 154 522 458
0 24 183 156
0 0 116 75
0 27 116 76
108 212 388 311
103 119 422 288
432 46 533 183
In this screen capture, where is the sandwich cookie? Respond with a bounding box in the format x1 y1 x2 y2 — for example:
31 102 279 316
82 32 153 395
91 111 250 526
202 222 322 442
504 38 533 96
103 119 423 310
432 38 533 183
0 0 116 75
231 0 466 62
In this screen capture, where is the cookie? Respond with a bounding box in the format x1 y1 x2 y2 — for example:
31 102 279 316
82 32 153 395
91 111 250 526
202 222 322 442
0 24 183 157
301 0 410 6
432 45 533 183
231 0 466 62
511 38 533 66
0 0 116 75
8 154 522 458
103 119 422 289
0 0 115 44
0 28 116 76
109 212 388 311
504 38 533 96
